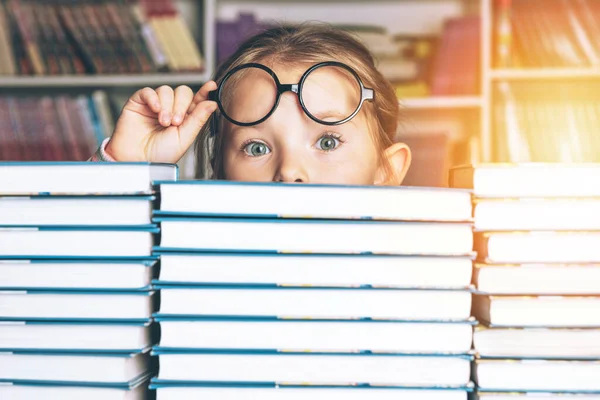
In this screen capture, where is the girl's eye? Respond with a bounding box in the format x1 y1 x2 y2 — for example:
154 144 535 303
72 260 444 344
243 141 271 157
316 135 341 151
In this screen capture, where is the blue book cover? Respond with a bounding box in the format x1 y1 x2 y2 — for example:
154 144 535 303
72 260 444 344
153 283 476 291
0 371 153 389
152 347 476 357
0 224 159 231
150 380 475 390
0 195 156 200
153 315 478 324
0 347 152 357
151 347 475 359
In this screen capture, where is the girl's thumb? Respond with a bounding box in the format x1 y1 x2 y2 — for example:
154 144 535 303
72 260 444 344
179 101 218 146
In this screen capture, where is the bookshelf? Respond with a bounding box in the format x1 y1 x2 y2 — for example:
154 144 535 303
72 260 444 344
481 0 600 164
4 0 594 171
490 68 600 80
0 73 212 88
401 96 482 109
0 0 217 91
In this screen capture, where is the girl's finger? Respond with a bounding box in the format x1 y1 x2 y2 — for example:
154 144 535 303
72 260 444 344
171 86 194 126
130 87 161 114
179 100 218 147
155 85 175 127
188 80 218 114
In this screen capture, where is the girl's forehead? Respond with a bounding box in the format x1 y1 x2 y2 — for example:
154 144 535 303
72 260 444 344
268 62 310 82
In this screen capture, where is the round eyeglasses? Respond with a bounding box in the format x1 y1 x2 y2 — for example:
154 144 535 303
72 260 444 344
208 61 375 127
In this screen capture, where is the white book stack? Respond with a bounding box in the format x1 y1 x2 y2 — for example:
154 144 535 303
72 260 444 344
150 181 476 400
0 162 177 400
451 163 600 399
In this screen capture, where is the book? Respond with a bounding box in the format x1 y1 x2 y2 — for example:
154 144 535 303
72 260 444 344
474 231 600 264
156 318 474 354
473 294 600 327
0 162 177 195
0 196 154 226
473 198 600 231
155 181 473 222
0 320 153 352
0 349 149 384
0 226 158 258
0 290 154 321
476 358 600 392
474 263 600 295
474 326 600 359
0 377 148 400
155 218 474 256
156 287 472 321
156 253 474 289
450 164 600 198
152 384 472 400
153 351 472 387
0 259 155 290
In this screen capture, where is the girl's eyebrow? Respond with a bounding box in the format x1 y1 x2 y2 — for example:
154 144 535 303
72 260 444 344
313 110 346 119
312 110 358 126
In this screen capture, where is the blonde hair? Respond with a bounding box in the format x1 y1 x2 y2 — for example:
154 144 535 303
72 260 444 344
195 23 399 179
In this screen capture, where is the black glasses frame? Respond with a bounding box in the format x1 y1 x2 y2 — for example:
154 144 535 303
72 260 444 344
207 61 375 127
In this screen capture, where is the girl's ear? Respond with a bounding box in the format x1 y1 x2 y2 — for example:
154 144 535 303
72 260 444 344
373 142 412 186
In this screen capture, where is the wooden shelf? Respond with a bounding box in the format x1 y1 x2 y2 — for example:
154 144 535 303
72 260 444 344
490 68 600 81
0 73 211 89
400 96 482 109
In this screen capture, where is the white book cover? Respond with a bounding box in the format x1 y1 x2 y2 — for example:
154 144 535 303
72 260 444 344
157 318 474 354
0 290 154 321
156 181 473 222
0 350 150 383
0 260 155 290
154 351 472 387
157 287 472 321
0 196 153 226
157 253 473 289
0 162 176 195
156 218 473 256
153 385 471 400
0 320 153 351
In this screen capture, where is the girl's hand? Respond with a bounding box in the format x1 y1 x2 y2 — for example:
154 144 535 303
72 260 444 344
105 81 218 163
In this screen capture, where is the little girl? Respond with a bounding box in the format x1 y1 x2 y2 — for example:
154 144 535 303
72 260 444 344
90 23 411 185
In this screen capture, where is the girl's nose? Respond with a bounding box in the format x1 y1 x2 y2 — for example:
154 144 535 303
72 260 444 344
274 153 309 183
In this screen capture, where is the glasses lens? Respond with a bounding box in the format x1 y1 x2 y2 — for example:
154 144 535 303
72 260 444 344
301 65 362 124
220 66 278 125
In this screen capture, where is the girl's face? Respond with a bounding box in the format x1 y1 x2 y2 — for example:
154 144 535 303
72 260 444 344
220 63 382 184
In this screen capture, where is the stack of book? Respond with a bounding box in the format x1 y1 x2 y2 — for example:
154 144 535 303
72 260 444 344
0 162 176 400
150 181 476 400
451 163 600 399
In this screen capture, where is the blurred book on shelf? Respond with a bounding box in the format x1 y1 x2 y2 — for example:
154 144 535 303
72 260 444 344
342 17 479 97
0 0 204 76
493 80 600 162
0 92 112 161
494 0 600 68
216 12 270 66
429 15 480 96
397 112 477 188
